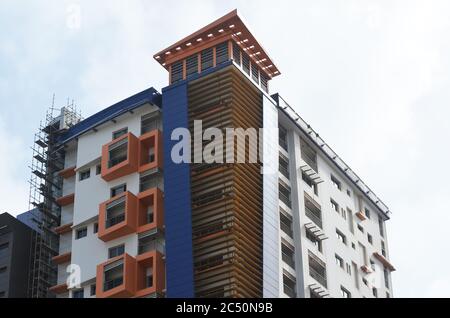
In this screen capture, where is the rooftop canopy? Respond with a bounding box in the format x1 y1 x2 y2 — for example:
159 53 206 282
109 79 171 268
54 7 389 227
153 9 281 80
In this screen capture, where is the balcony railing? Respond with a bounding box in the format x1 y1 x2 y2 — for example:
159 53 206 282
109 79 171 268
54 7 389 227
104 277 123 292
279 192 292 208
309 267 327 288
106 214 125 228
305 207 322 229
283 284 297 298
138 240 165 255
280 221 293 238
282 252 295 269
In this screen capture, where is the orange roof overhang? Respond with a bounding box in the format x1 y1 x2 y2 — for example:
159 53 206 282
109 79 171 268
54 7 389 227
153 9 280 79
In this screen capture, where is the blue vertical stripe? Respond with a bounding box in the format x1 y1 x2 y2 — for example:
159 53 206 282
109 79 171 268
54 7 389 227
162 82 195 298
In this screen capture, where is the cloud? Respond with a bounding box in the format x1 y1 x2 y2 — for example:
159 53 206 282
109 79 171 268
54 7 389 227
0 118 30 216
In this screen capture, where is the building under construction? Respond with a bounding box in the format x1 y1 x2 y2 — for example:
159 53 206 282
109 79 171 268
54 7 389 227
27 100 82 297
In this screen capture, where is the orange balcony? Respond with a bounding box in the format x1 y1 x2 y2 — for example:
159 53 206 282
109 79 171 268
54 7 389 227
95 252 165 298
135 251 165 298
96 253 137 298
49 283 69 295
101 132 139 182
56 193 75 207
58 166 76 179
137 188 164 234
360 265 372 274
54 223 73 235
98 192 138 242
52 251 71 265
355 211 367 221
373 252 396 271
138 130 163 173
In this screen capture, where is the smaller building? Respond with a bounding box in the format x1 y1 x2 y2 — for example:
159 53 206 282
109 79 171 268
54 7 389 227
0 212 34 298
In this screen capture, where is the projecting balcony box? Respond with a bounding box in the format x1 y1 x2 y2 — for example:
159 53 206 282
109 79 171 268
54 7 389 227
138 130 163 173
373 252 396 272
52 251 72 265
49 283 69 295
96 253 137 298
95 251 165 298
54 222 73 235
98 192 138 242
101 132 139 182
137 188 164 234
355 211 367 221
58 166 76 179
56 193 75 207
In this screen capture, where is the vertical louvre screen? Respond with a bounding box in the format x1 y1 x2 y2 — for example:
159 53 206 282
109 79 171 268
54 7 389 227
242 53 250 75
260 73 268 92
215 41 229 65
232 42 241 66
186 54 198 77
171 61 183 84
251 63 259 84
201 48 214 71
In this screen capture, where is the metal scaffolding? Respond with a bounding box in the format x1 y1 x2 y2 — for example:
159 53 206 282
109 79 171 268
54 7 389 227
27 97 82 298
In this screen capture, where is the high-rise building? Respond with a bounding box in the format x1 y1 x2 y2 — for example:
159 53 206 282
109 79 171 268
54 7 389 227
0 213 34 298
33 9 394 298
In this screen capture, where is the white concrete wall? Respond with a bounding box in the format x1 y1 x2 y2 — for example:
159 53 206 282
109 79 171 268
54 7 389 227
278 110 393 298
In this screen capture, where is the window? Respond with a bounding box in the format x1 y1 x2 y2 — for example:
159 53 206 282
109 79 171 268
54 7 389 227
0 242 9 250
170 60 183 83
279 126 288 151
0 266 7 274
351 242 356 249
139 171 163 192
336 229 347 245
251 63 259 84
260 73 268 92
79 169 90 181
201 48 213 71
145 267 154 288
357 224 364 233
365 208 371 219
330 199 339 212
72 289 84 298
215 41 229 65
331 175 341 190
106 196 126 228
384 268 390 289
378 217 385 237
300 138 318 172
279 154 290 179
370 260 376 271
305 195 322 229
108 244 125 259
368 233 373 244
381 241 387 257
346 189 351 197
347 208 355 234
302 172 318 195
346 263 352 275
335 254 344 268
112 128 128 140
340 286 351 298
279 210 293 238
281 242 295 269
279 180 292 208
90 284 96 296
141 113 160 135
283 272 297 298
103 260 124 292
232 42 241 66
309 252 327 288
93 222 98 234
110 184 126 198
186 54 198 77
96 164 101 175
242 52 250 75
75 227 87 240
108 138 128 168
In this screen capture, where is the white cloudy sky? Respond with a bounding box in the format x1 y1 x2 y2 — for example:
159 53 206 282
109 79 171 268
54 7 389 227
1 0 449 298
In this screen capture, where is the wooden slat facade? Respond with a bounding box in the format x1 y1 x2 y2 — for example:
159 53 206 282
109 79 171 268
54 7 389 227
188 66 263 298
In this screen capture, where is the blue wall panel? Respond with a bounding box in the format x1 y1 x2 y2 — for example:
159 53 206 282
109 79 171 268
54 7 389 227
162 82 195 298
